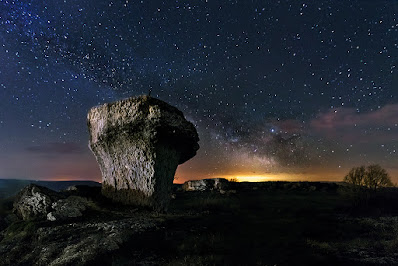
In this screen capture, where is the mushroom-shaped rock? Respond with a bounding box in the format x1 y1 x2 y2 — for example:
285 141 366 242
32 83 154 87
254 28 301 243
87 95 199 210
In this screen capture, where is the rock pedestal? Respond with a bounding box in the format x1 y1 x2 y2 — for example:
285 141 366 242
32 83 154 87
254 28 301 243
87 95 199 210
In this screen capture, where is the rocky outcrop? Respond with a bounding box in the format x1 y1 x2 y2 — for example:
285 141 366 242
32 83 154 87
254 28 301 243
87 95 199 210
13 184 90 221
47 196 89 221
0 213 161 266
13 184 59 220
182 178 230 193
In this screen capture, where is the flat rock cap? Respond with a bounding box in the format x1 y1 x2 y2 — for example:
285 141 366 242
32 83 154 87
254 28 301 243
87 95 199 164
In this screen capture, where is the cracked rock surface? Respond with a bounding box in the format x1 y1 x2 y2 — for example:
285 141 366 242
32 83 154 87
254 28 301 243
13 185 59 221
13 184 91 222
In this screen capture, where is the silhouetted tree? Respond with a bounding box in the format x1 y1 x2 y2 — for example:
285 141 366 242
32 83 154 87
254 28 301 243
344 166 366 187
364 164 393 190
344 164 393 190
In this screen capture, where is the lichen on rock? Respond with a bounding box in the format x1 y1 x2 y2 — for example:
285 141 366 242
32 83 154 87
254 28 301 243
13 184 58 220
13 184 91 221
47 196 89 221
87 95 199 210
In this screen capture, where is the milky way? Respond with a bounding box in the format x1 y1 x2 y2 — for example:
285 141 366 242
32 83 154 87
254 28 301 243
0 0 397 182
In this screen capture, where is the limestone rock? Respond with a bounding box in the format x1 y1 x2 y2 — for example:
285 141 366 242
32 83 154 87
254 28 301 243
13 184 59 220
13 184 93 221
182 178 230 192
66 185 78 191
0 213 160 265
87 95 199 210
47 196 89 221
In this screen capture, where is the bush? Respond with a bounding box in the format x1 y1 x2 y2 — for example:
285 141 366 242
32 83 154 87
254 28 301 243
364 164 393 190
344 166 366 187
344 164 393 190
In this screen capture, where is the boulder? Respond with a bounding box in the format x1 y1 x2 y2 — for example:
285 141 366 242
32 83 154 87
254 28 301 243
65 185 78 191
47 196 89 221
13 184 92 221
87 95 199 210
182 178 230 192
13 184 59 220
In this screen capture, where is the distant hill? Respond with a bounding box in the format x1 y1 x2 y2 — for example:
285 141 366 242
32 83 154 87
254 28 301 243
0 179 101 199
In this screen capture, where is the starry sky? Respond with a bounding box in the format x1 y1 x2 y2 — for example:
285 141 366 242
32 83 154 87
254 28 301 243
0 0 397 183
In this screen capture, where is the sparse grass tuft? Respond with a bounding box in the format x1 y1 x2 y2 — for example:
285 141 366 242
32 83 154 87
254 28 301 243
307 239 337 254
3 220 37 241
175 192 240 213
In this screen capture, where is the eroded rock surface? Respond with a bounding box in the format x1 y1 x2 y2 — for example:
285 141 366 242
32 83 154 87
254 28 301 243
13 184 91 221
13 184 59 220
47 196 89 221
87 95 199 210
0 213 161 266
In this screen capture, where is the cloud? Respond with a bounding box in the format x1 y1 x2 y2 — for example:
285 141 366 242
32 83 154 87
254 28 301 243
311 104 398 129
26 142 84 155
310 104 398 143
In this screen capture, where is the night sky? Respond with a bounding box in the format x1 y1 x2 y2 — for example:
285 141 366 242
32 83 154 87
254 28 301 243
0 0 397 183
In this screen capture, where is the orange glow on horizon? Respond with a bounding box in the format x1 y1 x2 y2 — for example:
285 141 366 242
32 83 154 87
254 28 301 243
36 166 398 185
173 168 354 184
232 175 287 182
216 173 341 183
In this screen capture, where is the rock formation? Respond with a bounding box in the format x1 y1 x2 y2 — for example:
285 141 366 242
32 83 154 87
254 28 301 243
47 196 89 221
13 184 58 220
13 184 91 221
87 95 199 210
182 178 230 193
3 197 160 266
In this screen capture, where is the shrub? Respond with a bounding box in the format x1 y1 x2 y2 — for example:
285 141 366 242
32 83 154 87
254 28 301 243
364 164 393 190
344 164 393 190
344 166 366 187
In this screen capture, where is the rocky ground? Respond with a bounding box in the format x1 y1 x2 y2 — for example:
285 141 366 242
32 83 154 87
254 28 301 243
0 185 176 265
2 181 398 265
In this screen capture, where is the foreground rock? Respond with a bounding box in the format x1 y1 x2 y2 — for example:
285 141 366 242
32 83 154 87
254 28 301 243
13 184 90 221
47 196 89 221
0 213 162 266
87 95 199 210
13 184 59 220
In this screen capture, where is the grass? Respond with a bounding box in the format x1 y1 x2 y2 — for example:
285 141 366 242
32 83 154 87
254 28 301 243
165 188 398 265
307 216 398 264
3 183 398 265
102 189 348 265
2 220 37 241
171 191 240 212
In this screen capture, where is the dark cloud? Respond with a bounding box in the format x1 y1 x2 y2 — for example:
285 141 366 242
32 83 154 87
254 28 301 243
311 105 398 143
26 142 84 155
